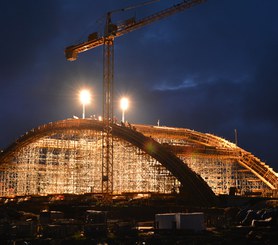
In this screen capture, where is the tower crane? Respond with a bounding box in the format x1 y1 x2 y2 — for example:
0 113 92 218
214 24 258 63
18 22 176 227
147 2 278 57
65 0 206 197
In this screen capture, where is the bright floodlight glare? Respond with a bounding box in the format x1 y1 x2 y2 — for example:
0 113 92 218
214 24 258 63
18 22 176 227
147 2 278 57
79 89 91 119
120 97 129 111
120 97 129 123
80 89 91 105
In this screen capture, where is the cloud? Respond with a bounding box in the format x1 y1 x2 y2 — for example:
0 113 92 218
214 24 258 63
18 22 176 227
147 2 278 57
153 77 198 91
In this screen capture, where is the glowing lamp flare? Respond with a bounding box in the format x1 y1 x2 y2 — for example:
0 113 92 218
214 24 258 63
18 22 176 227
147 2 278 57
120 97 129 111
120 97 129 123
79 89 91 119
79 89 91 105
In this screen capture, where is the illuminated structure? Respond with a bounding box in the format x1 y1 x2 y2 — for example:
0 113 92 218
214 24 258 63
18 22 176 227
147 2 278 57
65 0 207 197
0 119 277 203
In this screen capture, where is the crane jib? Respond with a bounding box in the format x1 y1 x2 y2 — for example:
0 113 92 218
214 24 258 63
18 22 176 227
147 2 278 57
65 0 206 61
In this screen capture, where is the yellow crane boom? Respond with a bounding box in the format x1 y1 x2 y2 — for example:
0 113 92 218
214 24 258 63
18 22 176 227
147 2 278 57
65 0 205 61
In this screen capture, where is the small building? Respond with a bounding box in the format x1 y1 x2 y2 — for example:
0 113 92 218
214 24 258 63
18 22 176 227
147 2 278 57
155 213 177 230
155 212 205 232
178 212 205 231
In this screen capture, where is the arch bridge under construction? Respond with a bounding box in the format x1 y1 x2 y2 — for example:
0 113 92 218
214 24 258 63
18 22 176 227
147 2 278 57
0 119 277 205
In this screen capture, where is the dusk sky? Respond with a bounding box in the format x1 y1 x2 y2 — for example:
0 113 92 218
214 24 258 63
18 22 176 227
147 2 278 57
0 0 278 172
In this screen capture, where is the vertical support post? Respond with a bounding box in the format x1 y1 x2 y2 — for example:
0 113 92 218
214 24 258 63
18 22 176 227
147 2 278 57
101 36 114 198
234 129 238 146
122 109 125 123
82 103 85 119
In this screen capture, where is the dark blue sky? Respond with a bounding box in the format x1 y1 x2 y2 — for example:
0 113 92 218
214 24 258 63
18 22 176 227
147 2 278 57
0 0 278 172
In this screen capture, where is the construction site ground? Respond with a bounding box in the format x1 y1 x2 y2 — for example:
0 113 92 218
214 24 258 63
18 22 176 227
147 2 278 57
0 194 277 244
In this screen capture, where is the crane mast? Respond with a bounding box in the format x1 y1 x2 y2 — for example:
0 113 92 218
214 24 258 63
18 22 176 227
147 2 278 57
102 15 114 196
65 0 205 198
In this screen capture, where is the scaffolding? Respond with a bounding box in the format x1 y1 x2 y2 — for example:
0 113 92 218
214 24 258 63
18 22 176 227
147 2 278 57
134 124 278 197
0 126 179 197
0 119 277 198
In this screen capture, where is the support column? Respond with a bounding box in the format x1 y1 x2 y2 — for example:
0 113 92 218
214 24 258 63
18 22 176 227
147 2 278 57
102 36 114 197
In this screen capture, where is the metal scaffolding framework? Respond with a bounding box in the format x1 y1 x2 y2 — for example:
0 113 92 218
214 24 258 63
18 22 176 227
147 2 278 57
134 124 278 197
0 120 179 198
0 119 277 199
